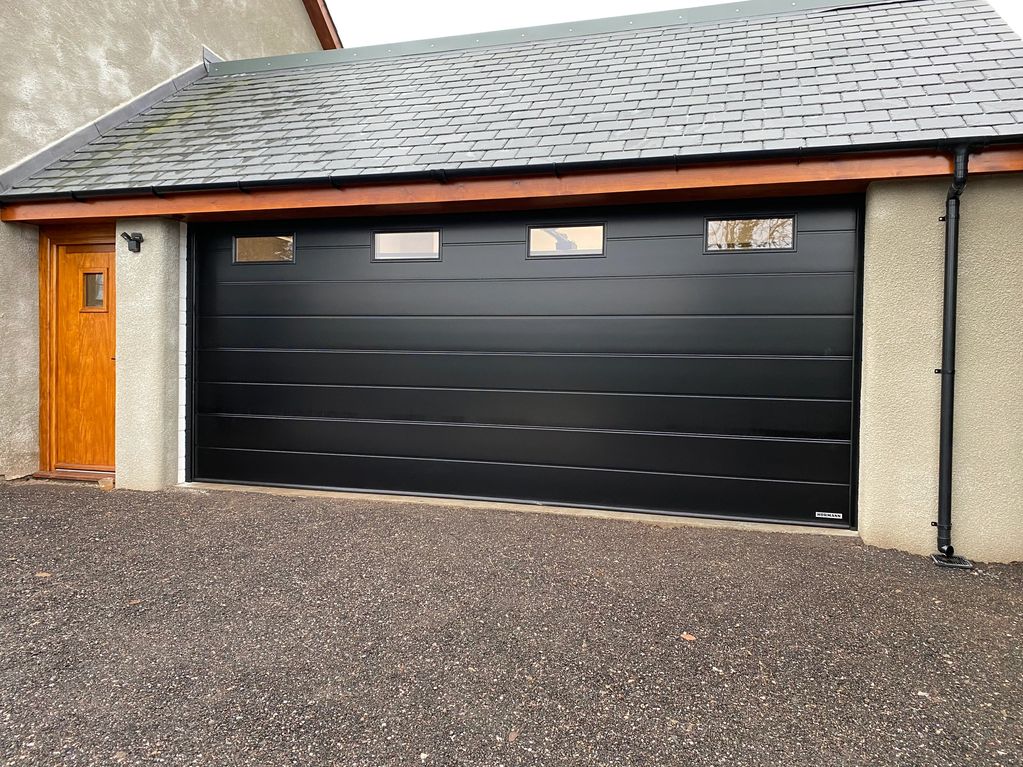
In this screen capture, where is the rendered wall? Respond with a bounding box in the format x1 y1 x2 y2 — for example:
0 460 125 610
0 0 322 171
114 218 181 490
860 174 1023 563
0 222 39 478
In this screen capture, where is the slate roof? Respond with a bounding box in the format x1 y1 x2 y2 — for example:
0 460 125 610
3 0 1023 198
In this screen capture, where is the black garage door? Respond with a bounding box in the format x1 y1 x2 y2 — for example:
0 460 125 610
190 197 860 526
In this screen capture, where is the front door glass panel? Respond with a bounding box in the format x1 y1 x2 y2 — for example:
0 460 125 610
83 271 105 309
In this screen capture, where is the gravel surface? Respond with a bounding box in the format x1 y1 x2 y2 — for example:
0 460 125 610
0 481 1020 767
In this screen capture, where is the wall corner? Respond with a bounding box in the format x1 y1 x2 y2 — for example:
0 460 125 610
114 217 182 490
0 221 40 480
858 175 1023 564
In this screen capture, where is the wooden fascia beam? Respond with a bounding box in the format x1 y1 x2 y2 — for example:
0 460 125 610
4 146 1022 224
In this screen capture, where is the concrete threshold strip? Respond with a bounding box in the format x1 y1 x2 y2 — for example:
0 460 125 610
178 481 860 538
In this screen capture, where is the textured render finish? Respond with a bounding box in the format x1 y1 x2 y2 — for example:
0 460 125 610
0 0 322 173
6 0 1023 196
177 223 188 485
860 175 1023 563
952 175 1023 561
0 222 39 479
114 219 181 490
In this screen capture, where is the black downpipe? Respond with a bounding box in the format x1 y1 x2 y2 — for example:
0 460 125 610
935 146 970 557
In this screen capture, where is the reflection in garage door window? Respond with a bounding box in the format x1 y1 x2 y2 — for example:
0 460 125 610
374 231 441 261
233 235 295 263
528 225 605 258
705 217 795 251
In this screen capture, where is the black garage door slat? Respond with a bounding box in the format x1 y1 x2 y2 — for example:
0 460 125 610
194 448 852 526
198 316 853 355
200 273 855 316
191 199 860 525
196 351 854 399
204 231 857 280
194 204 857 252
197 383 852 439
196 414 851 483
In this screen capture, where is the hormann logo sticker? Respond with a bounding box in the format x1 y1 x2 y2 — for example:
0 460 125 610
815 511 843 520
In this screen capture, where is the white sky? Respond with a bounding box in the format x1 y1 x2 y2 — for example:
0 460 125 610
325 0 1023 47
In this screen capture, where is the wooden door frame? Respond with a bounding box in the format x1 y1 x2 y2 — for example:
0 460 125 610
37 224 117 478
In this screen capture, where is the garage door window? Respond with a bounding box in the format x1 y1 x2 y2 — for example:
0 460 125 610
705 217 795 252
528 225 605 258
234 235 295 263
373 231 441 261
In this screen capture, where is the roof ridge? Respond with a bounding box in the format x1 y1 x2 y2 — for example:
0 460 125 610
208 0 926 77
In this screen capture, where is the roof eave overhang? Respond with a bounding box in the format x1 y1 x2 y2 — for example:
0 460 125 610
4 143 1023 225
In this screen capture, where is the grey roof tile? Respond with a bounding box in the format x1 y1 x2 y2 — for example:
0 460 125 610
5 0 1023 197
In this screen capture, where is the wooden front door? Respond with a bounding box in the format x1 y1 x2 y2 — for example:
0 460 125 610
41 239 116 475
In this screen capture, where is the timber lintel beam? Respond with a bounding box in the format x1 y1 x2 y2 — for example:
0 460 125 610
3 146 1022 224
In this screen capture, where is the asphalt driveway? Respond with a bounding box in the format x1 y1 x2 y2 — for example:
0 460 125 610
0 482 1020 766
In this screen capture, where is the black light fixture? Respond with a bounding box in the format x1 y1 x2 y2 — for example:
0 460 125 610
120 231 144 253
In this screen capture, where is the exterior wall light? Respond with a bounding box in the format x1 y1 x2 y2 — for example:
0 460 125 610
120 231 144 253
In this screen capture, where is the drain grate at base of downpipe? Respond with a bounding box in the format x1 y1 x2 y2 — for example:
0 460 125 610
931 553 973 569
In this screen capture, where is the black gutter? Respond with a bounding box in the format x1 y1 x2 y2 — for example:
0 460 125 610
2 135 1021 205
934 145 970 560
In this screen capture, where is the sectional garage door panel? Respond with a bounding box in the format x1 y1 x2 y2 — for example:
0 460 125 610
196 415 850 483
196 351 854 399
200 316 854 355
212 234 854 281
201 273 855 317
191 198 860 525
193 448 853 525
209 208 858 280
196 384 852 439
